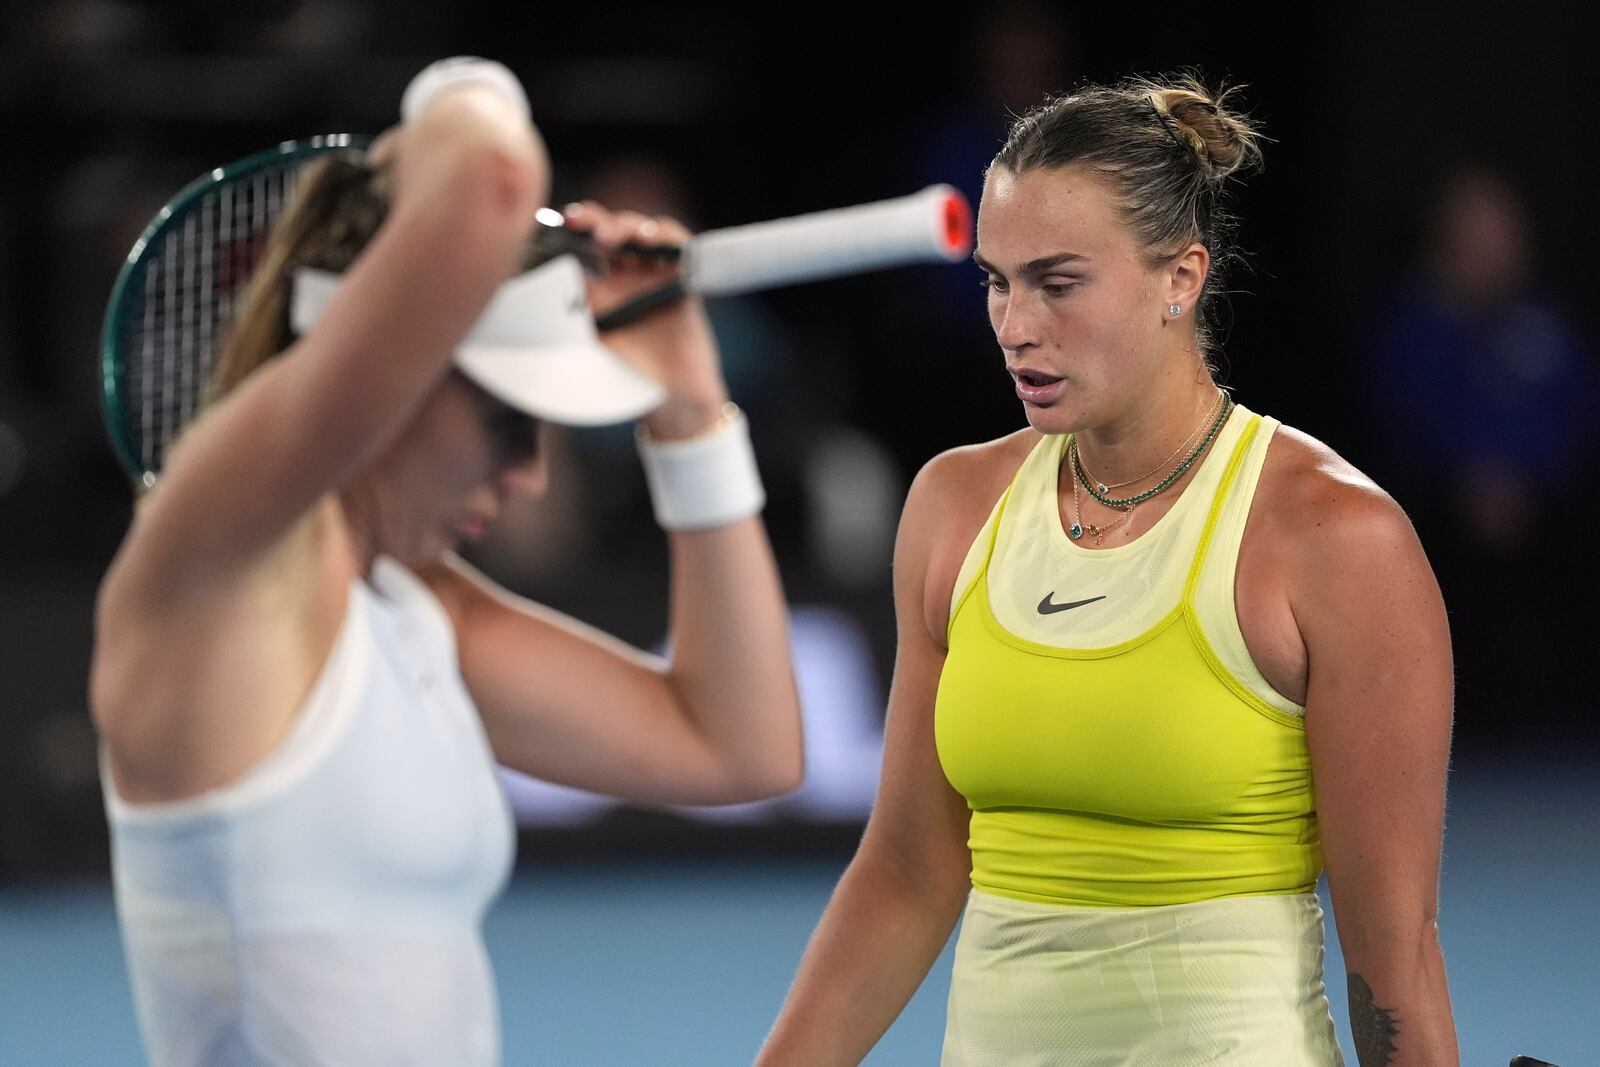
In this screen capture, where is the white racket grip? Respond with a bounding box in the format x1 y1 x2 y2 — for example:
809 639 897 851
681 184 972 297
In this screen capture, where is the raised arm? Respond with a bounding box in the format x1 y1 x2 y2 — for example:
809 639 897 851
92 73 547 799
419 204 802 804
422 532 796 805
753 449 989 1065
104 85 546 611
1291 462 1460 1066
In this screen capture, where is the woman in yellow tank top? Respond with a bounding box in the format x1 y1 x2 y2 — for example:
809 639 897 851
758 74 1459 1067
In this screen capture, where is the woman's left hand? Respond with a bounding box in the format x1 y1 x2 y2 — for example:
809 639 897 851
561 201 730 440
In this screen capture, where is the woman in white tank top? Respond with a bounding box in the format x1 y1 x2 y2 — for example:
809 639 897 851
90 60 803 1067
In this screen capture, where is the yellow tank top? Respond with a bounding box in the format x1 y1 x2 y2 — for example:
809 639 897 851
934 406 1321 907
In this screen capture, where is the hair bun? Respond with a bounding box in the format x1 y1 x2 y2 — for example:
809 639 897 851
1149 78 1264 181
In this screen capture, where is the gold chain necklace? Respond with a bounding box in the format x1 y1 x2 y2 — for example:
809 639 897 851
1076 389 1226 496
1071 393 1234 510
1067 458 1140 546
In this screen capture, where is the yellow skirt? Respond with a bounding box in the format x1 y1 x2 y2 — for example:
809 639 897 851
942 889 1344 1066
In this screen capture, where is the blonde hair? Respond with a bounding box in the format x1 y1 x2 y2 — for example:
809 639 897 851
212 153 391 400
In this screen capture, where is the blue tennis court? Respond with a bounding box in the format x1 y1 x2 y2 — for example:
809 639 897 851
1 749 1593 1065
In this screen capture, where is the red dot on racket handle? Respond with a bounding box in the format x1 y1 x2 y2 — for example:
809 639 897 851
941 192 973 258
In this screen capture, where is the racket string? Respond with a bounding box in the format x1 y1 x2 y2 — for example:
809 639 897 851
123 160 306 475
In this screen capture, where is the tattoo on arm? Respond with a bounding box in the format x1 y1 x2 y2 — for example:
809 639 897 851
1348 972 1401 1065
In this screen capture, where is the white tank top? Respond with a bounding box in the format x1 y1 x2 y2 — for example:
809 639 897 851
103 557 515 1067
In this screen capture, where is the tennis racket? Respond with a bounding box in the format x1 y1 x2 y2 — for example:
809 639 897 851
101 136 972 487
99 134 369 488
591 184 971 330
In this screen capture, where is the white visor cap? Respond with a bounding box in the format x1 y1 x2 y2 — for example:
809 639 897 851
290 254 666 426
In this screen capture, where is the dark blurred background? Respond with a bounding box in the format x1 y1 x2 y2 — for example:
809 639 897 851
0 2 1596 1063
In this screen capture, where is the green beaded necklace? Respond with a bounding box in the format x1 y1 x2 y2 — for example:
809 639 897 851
1067 392 1234 521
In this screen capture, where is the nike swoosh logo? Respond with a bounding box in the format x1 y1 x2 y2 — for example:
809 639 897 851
1037 593 1106 615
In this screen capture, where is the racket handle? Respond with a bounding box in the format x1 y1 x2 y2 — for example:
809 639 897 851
620 241 682 262
595 280 687 332
534 214 682 267
580 186 972 331
543 184 972 286
681 184 972 296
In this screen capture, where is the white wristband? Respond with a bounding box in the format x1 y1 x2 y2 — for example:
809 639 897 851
637 405 766 531
401 57 531 125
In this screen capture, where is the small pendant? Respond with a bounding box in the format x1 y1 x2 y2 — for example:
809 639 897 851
1096 482 1109 495
1068 522 1084 540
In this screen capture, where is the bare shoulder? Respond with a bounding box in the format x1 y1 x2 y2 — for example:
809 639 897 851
899 428 1040 645
1258 424 1416 544
1255 423 1435 605
91 498 353 801
910 429 1037 499
414 553 542 639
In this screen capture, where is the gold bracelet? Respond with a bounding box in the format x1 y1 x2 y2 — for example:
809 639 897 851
635 401 741 446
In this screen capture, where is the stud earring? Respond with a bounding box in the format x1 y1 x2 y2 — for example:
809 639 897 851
1168 304 1182 317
